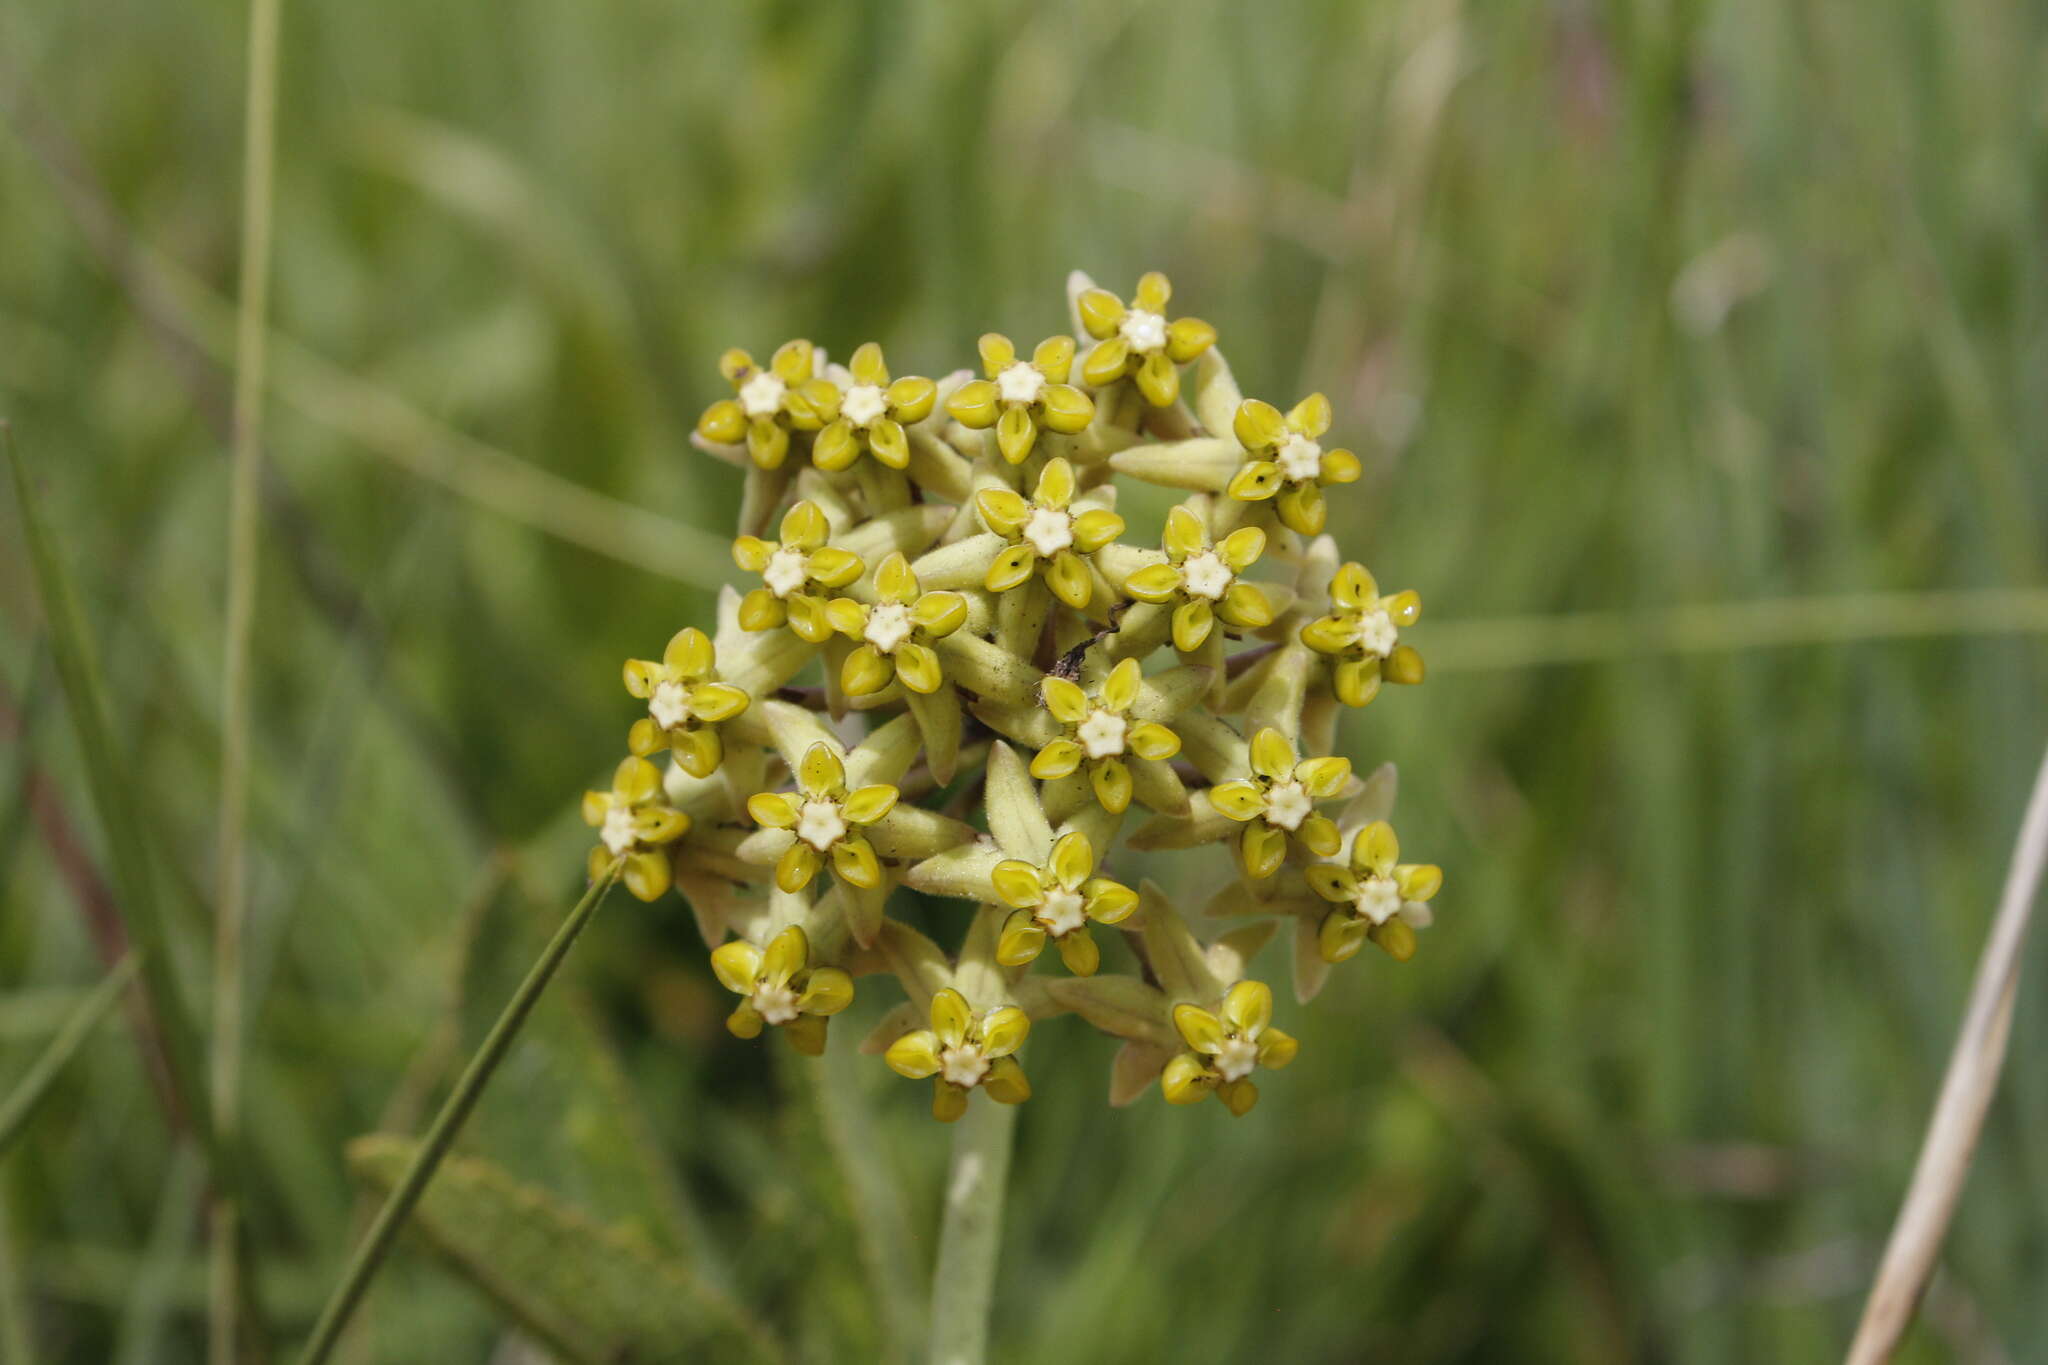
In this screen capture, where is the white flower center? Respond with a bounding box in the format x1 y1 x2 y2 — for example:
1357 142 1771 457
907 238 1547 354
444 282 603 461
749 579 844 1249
1022 506 1073 557
763 546 810 599
600 805 639 856
739 371 786 419
841 383 888 428
752 981 801 1025
796 799 847 853
1355 874 1403 926
996 361 1046 405
648 680 691 731
1276 433 1323 481
1263 779 1312 832
1213 1034 1260 1083
1119 308 1168 353
1180 550 1233 601
1076 708 1128 760
940 1044 989 1090
863 601 914 654
1036 886 1087 937
1356 607 1398 658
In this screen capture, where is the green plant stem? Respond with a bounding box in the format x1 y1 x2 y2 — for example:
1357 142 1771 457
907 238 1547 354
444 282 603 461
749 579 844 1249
925 1096 1017 1365
212 0 283 1359
0 953 140 1156
295 865 620 1365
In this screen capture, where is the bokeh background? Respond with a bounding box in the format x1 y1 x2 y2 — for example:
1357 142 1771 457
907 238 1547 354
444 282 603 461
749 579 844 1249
5 0 2048 1360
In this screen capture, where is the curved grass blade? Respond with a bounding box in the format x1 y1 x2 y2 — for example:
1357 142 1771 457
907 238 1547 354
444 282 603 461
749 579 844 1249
0 953 140 1156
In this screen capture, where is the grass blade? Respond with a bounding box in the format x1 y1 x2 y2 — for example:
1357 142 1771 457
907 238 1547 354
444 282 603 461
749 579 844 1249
295 864 621 1365
0 953 140 1156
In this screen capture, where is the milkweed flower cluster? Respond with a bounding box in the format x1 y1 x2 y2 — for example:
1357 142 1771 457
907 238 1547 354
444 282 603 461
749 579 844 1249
583 270 1439 1121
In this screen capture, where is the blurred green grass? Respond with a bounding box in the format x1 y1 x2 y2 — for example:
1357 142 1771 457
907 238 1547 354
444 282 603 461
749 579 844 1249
4 0 2048 1360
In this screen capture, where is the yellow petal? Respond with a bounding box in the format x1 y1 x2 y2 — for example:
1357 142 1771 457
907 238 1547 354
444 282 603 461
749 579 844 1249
1218 525 1265 572
1071 508 1124 553
775 842 820 893
1221 980 1272 1036
762 925 809 984
1227 462 1284 503
932 1078 971 1122
1161 1052 1210 1105
868 418 909 469
986 543 1039 593
979 332 1017 375
812 419 858 471
731 535 775 574
1216 1077 1259 1116
1057 930 1101 976
1304 863 1358 903
885 1029 942 1079
1295 755 1352 798
697 398 746 444
876 552 918 603
1032 739 1084 780
842 783 900 825
1398 863 1444 901
1208 780 1266 821
894 641 943 694
1041 676 1090 724
1031 334 1075 380
623 659 661 699
748 792 797 828
1082 878 1138 925
806 546 865 589
1081 337 1130 387
622 850 671 902
1239 824 1287 879
1334 658 1382 708
1320 910 1370 963
710 940 763 994
1165 317 1216 364
782 1013 828 1056
615 756 662 804
1385 645 1425 685
1286 391 1331 438
1277 481 1326 535
849 341 887 386
995 404 1038 464
1134 351 1179 406
1134 271 1172 312
725 1001 764 1040
1356 820 1400 874
991 860 1046 909
1330 562 1376 609
1163 505 1208 560
841 644 894 697
1123 563 1183 603
831 837 881 889
717 348 755 383
976 488 1031 536
1049 830 1095 889
913 591 969 638
799 743 845 797
887 375 936 423
1039 383 1094 433
825 597 870 638
1321 447 1362 484
1386 589 1422 627
799 967 855 1016
930 987 972 1048
1171 599 1213 653
1256 1027 1298 1069
980 1005 1030 1057
947 378 1000 428
738 587 786 632
1300 615 1355 656
1172 1004 1226 1055
1250 729 1295 781
1076 288 1125 339
1233 399 1286 452
1047 551 1092 608
983 1056 1031 1104
1219 583 1271 629
1035 457 1076 509
1127 722 1180 761
1370 918 1419 962
666 626 715 678
997 911 1048 967
780 500 829 550
770 338 815 383
785 593 835 644
1090 758 1132 814
688 683 750 724
746 418 789 470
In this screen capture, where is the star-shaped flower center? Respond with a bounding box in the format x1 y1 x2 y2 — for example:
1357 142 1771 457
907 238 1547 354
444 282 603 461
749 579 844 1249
1180 550 1233 601
997 361 1047 405
1076 708 1128 760
648 679 691 731
841 383 888 428
1119 308 1168 353
1023 506 1074 557
752 981 801 1025
1213 1034 1260 1083
796 799 848 853
1355 875 1402 926
600 805 639 856
1263 779 1313 832
1276 433 1323 482
739 371 786 418
1036 886 1087 937
1356 607 1398 657
763 546 810 598
863 601 914 654
940 1044 990 1089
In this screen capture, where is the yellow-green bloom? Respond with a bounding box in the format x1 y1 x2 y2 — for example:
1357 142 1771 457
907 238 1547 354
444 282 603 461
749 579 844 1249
710 924 855 1055
945 333 1096 464
746 744 899 893
825 552 968 696
1305 820 1441 963
810 343 938 472
1208 728 1350 878
1031 659 1181 814
1299 563 1423 707
884 987 1032 1122
1122 506 1273 652
1076 271 1217 406
733 500 867 644
1161 980 1297 1116
622 627 751 777
1223 394 1363 535
975 458 1124 609
582 756 690 901
991 830 1138 976
695 340 829 469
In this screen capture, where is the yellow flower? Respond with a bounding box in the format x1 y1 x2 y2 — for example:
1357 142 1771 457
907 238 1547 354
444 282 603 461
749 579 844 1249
1207 728 1350 878
810 343 938 473
622 627 752 778
1031 659 1181 813
825 552 968 697
991 830 1138 976
1305 820 1441 963
746 744 900 894
732 501 867 644
1223 394 1363 535
1299 563 1424 708
1121 506 1273 652
709 925 855 1055
884 987 1032 1122
974 458 1125 609
695 340 829 470
1075 271 1217 406
1161 980 1297 1116
944 333 1096 464
581 756 690 901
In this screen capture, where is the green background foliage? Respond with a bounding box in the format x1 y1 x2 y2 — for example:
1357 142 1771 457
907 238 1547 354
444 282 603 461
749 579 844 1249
4 0 2046 1359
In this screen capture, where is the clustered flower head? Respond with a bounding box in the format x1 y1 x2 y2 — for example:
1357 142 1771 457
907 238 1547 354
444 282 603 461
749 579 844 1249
590 270 1438 1121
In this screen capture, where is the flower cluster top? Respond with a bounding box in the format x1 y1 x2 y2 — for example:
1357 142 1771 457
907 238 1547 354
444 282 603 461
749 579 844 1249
584 271 1438 1121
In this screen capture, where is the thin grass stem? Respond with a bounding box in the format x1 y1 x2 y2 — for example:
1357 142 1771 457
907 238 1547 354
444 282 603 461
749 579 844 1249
0 953 140 1156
